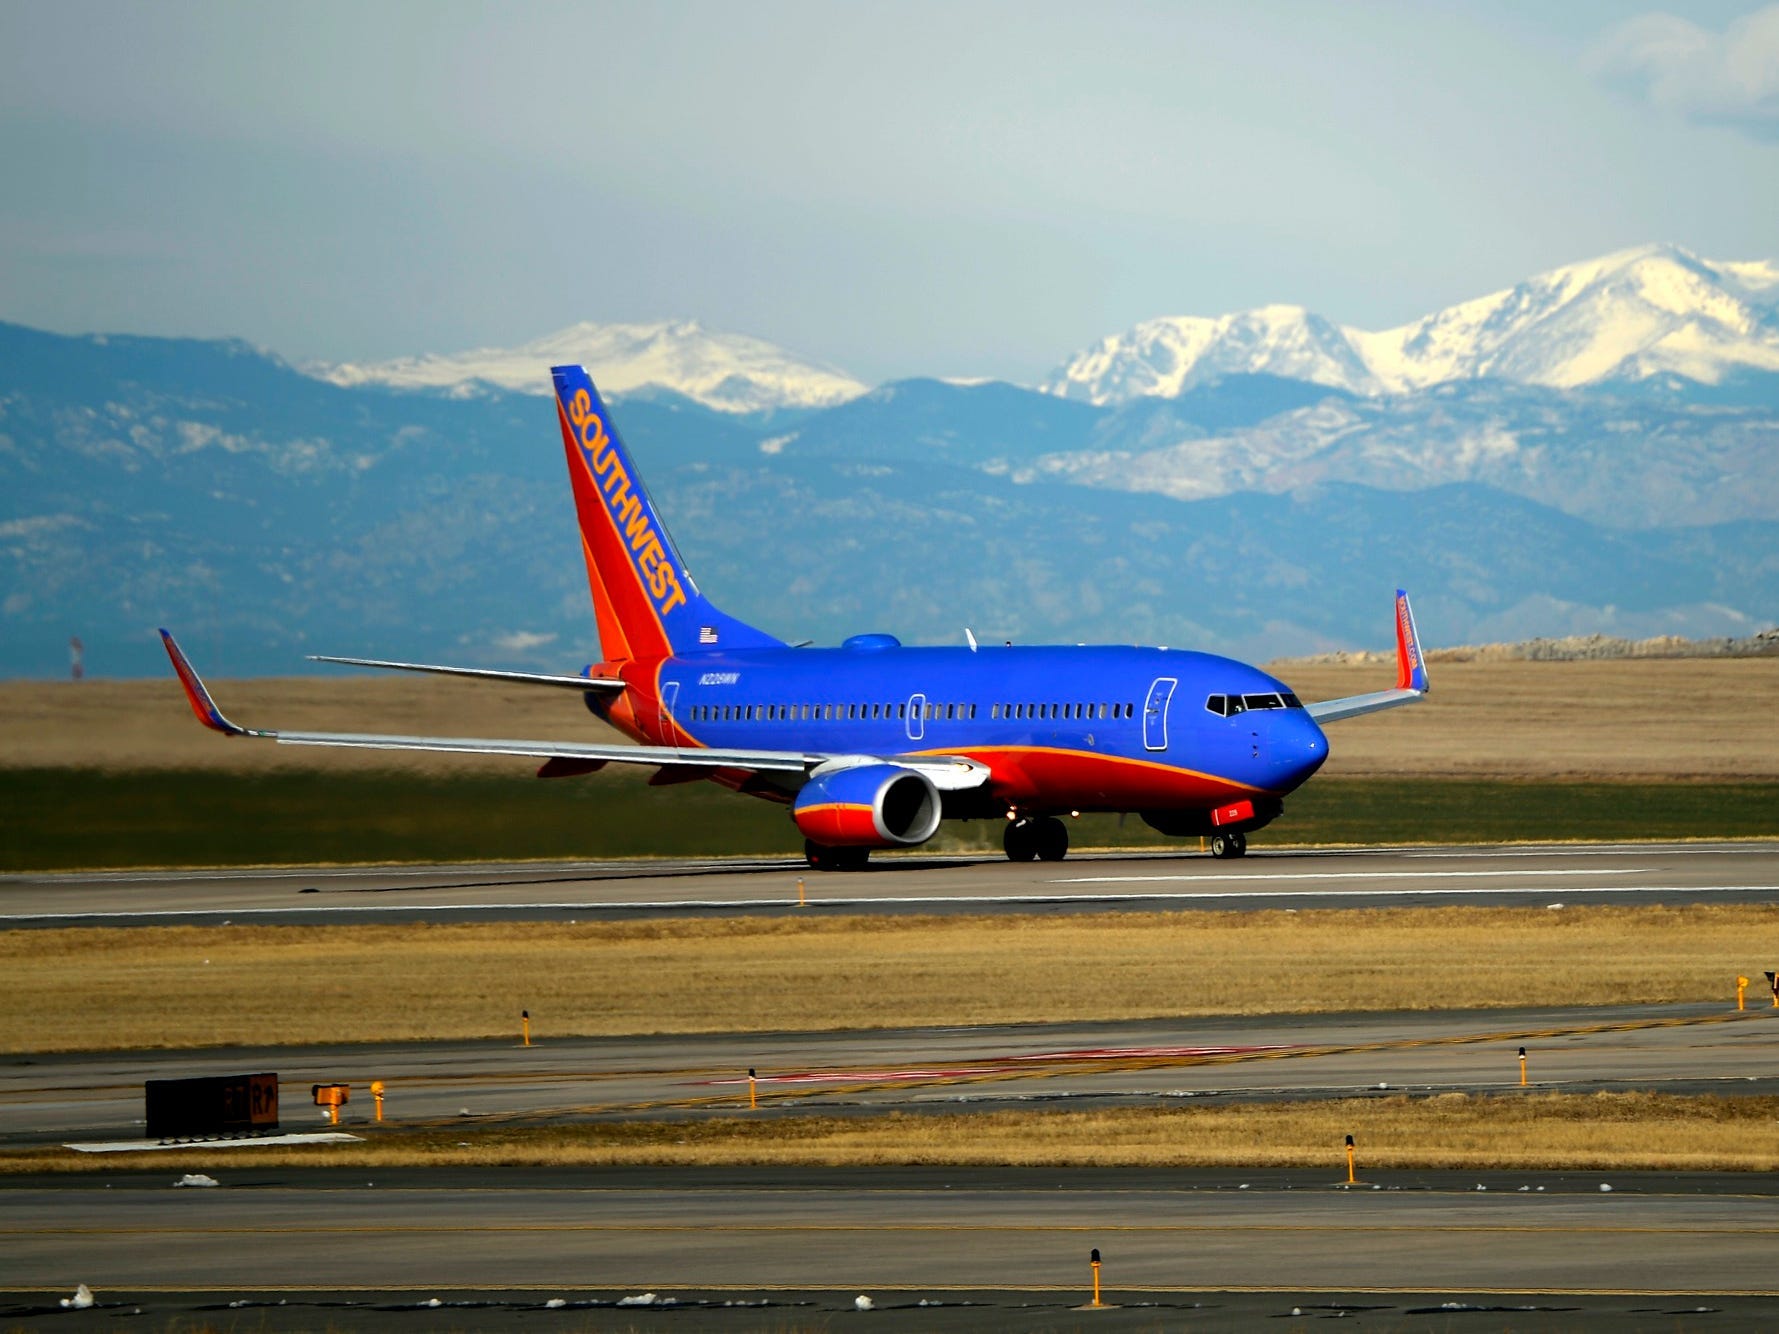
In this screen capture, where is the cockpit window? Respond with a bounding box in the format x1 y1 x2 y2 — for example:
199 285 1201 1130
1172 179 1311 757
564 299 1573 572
1208 691 1303 716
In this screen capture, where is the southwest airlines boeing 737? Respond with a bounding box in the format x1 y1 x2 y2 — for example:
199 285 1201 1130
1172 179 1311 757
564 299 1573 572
161 364 1429 869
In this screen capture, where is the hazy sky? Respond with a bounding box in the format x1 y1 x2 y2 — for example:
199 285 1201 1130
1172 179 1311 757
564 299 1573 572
2 0 1776 383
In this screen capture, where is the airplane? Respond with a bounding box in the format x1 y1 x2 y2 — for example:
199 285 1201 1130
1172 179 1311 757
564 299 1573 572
161 363 1429 870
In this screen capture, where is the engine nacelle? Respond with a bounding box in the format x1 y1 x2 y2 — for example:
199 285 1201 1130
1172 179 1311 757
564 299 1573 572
792 763 942 849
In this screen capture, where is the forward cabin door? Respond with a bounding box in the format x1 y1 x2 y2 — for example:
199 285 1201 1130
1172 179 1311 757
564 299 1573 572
1143 677 1177 752
907 692 926 743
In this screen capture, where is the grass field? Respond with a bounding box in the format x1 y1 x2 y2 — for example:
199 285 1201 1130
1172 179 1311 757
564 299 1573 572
4 906 1772 1053
4 768 1779 870
7 657 1778 780
6 1094 1777 1174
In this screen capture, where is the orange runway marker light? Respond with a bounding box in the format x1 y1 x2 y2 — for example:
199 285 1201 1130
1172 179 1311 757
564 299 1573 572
796 877 806 908
1345 1133 1356 1185
311 1083 349 1127
1519 1046 1528 1087
521 1009 531 1047
1737 976 1750 1011
1090 1248 1103 1308
748 1067 758 1111
370 1080 385 1123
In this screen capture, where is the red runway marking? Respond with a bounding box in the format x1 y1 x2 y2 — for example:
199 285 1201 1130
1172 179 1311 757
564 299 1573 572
691 1043 1293 1086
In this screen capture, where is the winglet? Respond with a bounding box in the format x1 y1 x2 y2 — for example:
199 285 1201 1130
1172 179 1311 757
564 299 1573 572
1394 590 1429 694
158 630 247 736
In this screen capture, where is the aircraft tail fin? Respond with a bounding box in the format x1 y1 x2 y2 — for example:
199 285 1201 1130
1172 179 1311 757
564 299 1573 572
550 364 784 661
1394 588 1429 693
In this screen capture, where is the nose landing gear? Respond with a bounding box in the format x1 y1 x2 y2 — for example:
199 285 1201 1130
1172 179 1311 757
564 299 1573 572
1208 831 1248 859
1004 816 1069 862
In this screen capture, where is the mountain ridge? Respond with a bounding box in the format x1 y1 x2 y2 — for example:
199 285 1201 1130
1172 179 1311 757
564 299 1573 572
1044 244 1779 404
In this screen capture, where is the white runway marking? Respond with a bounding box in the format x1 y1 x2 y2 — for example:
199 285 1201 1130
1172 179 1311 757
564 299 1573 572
1057 868 1644 884
1406 845 1775 859
7 884 1779 924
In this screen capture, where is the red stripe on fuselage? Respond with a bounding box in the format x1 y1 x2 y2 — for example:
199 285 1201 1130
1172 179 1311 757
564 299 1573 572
925 744 1268 811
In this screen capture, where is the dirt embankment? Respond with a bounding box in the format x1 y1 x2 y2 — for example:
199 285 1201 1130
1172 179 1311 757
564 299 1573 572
1 656 1776 780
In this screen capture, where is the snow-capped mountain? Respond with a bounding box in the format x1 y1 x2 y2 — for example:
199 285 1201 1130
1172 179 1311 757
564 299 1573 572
1045 245 1779 405
1043 305 1379 401
319 319 868 414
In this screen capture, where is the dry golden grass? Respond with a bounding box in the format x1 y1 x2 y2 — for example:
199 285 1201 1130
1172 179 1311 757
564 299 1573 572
5 657 1778 779
4 906 1773 1054
0 675 626 775
6 1094 1777 1174
1271 658 1779 779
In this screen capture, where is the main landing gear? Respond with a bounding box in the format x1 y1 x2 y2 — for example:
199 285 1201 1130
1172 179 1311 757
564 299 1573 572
1209 831 1248 859
804 840 869 872
1004 816 1069 863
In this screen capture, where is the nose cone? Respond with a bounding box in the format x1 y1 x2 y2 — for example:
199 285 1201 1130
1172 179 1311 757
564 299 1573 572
1266 709 1329 792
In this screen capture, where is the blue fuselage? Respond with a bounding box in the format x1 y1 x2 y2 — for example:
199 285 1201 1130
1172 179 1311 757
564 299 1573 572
601 640 1328 816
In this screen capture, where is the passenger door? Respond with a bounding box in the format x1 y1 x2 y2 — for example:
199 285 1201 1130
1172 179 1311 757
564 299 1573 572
1143 677 1177 752
907 692 926 743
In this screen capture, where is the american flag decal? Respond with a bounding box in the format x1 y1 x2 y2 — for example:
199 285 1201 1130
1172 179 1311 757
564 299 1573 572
699 625 718 645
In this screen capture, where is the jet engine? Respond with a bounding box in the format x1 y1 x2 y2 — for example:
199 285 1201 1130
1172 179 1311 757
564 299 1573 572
792 763 942 848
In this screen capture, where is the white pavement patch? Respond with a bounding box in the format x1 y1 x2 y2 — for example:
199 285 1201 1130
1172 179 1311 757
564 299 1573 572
67 1132 363 1153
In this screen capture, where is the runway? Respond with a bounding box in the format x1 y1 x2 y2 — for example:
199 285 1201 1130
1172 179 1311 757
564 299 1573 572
5 1169 1779 1327
4 839 1778 927
7 841 1779 1323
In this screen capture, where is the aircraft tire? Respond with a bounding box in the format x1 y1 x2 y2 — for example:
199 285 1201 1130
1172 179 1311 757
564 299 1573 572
1202 832 1245 860
1035 817 1069 862
1003 820 1037 862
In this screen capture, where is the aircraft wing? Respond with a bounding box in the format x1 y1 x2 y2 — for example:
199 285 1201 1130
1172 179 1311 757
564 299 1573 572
1302 590 1431 724
308 654 625 691
162 631 990 788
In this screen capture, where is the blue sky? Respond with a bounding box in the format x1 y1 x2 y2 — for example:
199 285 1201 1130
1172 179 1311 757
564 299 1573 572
2 0 1776 383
